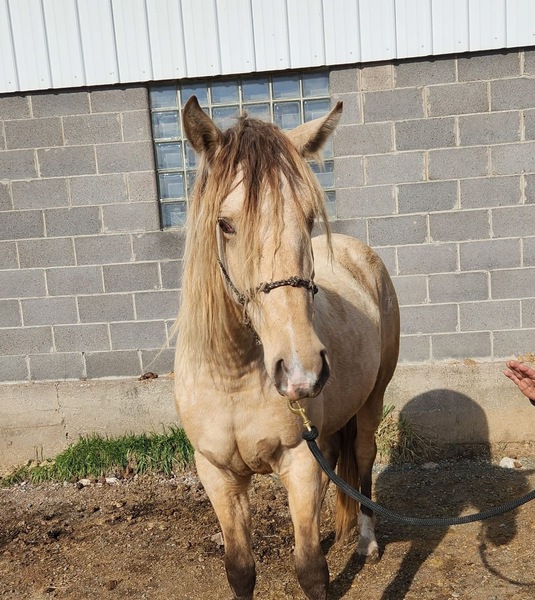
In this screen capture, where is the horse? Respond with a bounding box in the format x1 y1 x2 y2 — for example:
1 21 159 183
173 95 400 600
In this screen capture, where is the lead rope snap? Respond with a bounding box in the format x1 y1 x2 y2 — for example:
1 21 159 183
287 399 318 441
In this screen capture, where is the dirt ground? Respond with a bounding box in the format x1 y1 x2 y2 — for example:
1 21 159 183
1 455 535 600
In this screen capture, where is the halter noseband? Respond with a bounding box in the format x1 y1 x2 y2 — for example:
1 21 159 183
217 259 319 344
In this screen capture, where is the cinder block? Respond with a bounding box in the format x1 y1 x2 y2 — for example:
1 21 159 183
0 241 18 269
0 269 46 298
397 243 457 275
491 267 535 299
363 88 423 122
0 326 53 355
400 304 458 334
75 234 132 265
429 210 490 242
38 146 96 177
96 141 155 174
365 152 425 185
103 262 160 293
127 171 158 202
0 210 44 241
70 173 127 206
54 323 110 352
524 109 535 141
459 239 521 271
78 293 135 323
0 355 28 382
394 58 456 88
5 117 63 149
22 297 78 326
85 350 141 378
491 78 535 111
492 141 535 175
12 178 69 209
110 320 168 350
331 93 362 125
397 180 457 214
522 298 535 327
46 265 103 296
524 237 535 266
330 67 359 94
429 147 489 180
0 149 37 179
395 117 455 151
493 328 535 358
63 113 122 145
336 186 395 219
141 348 175 375
427 82 488 117
0 95 31 119
334 122 392 156
29 352 85 381
334 156 364 188
0 182 12 210
135 290 179 320
160 260 183 289
460 176 521 208
391 275 427 305
429 271 488 302
18 238 75 268
32 90 90 117
459 112 521 146
90 86 149 113
132 230 186 261
329 219 367 242
492 204 535 238
0 300 21 327
368 214 427 247
524 49 535 75
102 202 160 233
458 52 520 82
459 300 521 331
45 206 101 237
122 110 152 142
360 63 393 91
398 335 431 363
432 332 492 360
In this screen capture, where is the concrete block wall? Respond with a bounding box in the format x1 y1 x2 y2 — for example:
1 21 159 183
1 49 534 384
0 86 180 382
329 50 535 364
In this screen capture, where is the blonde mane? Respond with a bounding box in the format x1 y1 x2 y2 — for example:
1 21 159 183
175 116 331 368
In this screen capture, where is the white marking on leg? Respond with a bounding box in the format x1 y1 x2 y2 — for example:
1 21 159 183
357 510 379 559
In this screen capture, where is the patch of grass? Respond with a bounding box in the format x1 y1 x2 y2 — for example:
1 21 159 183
1 427 194 487
376 404 436 464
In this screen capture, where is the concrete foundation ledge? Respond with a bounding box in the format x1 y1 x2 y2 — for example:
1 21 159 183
0 360 534 471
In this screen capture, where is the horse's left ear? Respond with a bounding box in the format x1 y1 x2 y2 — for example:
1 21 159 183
286 101 343 159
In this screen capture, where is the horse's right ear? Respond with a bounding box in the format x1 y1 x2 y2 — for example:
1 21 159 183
182 96 222 161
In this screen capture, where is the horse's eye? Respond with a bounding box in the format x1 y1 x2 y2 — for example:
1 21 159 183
218 218 236 235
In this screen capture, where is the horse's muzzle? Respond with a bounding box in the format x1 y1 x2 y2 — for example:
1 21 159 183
272 349 330 400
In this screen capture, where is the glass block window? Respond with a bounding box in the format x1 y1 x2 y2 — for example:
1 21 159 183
149 71 334 229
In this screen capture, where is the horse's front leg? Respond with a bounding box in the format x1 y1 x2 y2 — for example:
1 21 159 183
279 444 329 600
195 452 255 600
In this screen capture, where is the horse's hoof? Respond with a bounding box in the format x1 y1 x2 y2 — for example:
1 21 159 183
363 548 380 564
357 539 380 564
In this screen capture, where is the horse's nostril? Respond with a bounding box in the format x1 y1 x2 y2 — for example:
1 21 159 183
273 358 287 393
319 350 330 387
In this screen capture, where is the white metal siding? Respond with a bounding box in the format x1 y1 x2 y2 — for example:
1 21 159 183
1 0 535 94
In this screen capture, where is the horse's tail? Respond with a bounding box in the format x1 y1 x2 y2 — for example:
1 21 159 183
335 415 359 541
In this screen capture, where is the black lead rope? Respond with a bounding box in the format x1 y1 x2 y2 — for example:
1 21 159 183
303 426 535 527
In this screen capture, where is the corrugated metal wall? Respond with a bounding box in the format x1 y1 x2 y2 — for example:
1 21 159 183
1 0 534 94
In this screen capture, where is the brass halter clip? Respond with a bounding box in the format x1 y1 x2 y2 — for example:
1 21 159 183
287 399 313 432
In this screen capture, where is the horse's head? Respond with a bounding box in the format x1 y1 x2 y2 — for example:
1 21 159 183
182 96 342 400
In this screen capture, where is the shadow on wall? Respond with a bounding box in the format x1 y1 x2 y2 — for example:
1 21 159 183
327 390 533 600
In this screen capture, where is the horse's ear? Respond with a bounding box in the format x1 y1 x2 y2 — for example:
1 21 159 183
182 96 223 161
286 101 343 159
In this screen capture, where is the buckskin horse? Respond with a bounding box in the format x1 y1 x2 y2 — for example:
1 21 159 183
173 96 400 600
